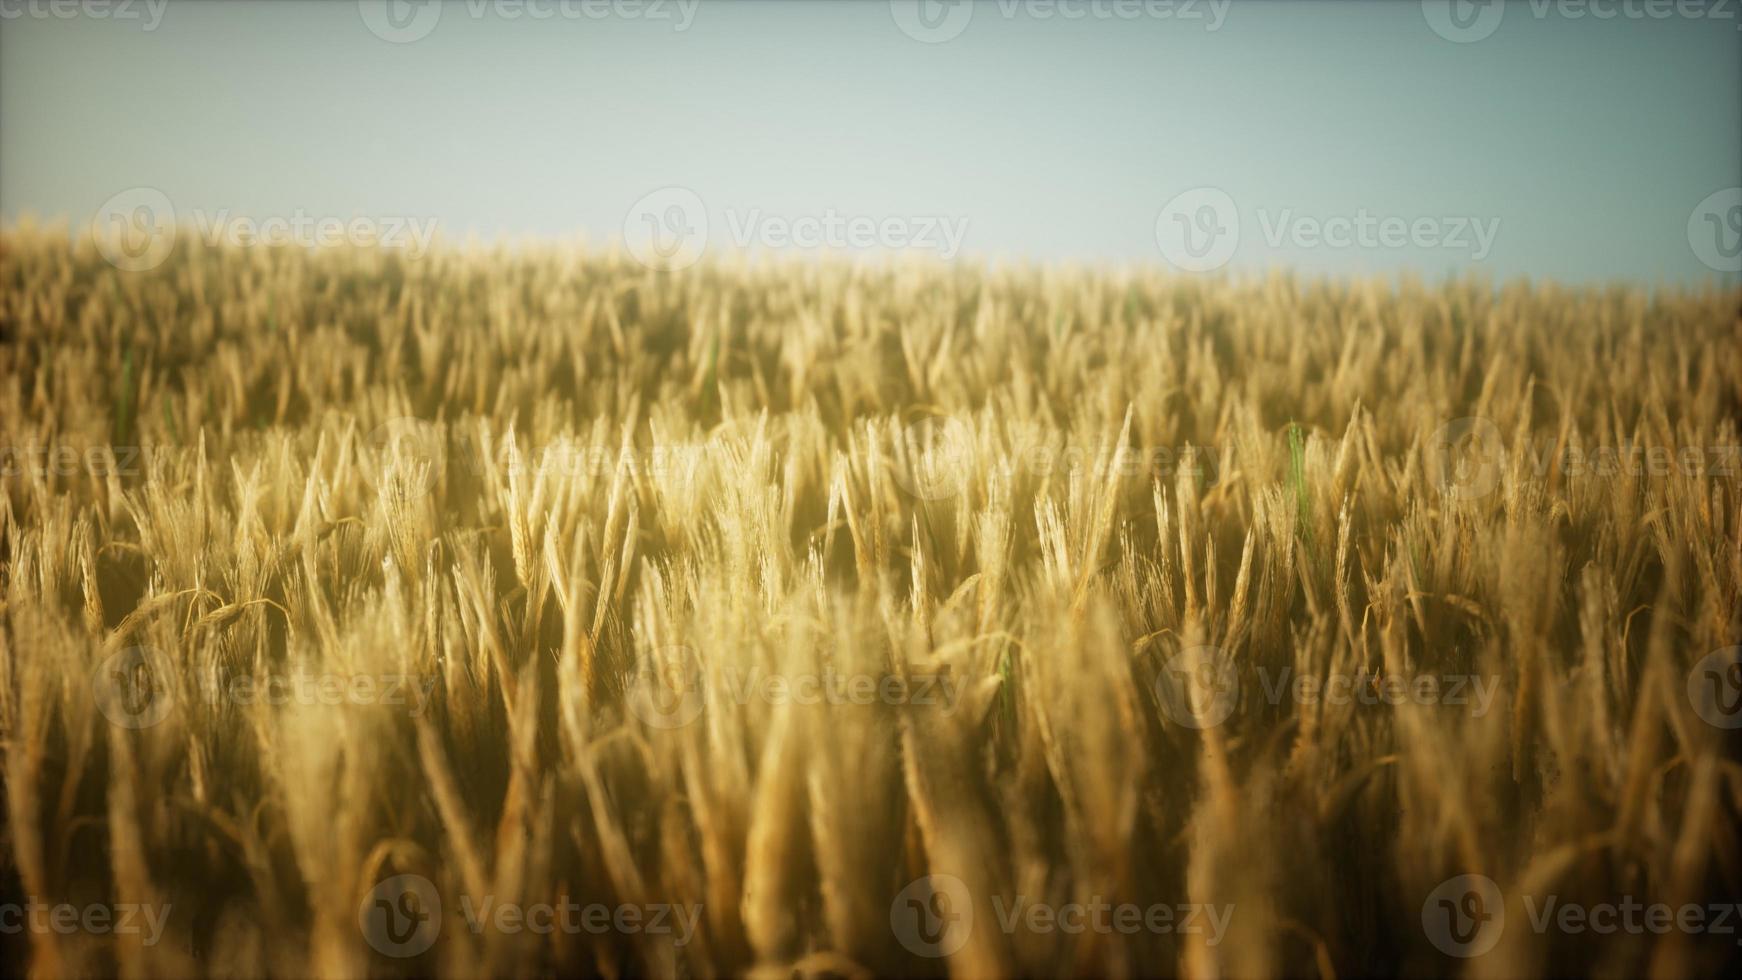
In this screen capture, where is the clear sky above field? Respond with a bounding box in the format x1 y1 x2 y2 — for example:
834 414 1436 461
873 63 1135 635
2 0 1737 284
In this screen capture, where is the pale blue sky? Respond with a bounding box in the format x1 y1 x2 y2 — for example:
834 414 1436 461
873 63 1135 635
2 0 1737 283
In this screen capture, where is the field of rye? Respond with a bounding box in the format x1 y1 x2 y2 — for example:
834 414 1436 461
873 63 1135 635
1 225 1740 978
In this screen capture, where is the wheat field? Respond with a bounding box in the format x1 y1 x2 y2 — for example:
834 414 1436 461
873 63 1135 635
1 225 1740 978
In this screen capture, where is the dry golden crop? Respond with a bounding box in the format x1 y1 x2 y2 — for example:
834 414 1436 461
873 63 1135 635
2 225 1740 978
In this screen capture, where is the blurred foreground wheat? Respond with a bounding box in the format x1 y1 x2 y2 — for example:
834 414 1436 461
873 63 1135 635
2 227 1740 978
